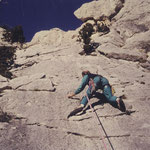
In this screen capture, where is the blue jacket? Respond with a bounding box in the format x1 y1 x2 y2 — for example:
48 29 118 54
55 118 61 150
75 74 109 94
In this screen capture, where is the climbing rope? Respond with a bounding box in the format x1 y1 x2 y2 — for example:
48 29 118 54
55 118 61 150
86 94 115 150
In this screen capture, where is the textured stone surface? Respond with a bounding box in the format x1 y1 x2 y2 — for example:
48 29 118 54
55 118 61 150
5 73 54 93
0 0 150 150
0 75 8 82
27 28 78 48
74 0 124 21
90 0 150 70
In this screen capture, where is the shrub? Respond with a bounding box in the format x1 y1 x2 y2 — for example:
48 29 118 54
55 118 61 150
0 107 12 122
78 23 94 54
2 25 25 44
0 46 16 78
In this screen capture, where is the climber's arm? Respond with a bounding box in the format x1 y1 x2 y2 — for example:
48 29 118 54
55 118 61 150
68 75 89 99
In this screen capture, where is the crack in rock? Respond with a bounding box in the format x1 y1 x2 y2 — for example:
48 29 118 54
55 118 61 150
13 116 27 120
25 47 68 59
1 88 56 92
0 86 12 92
72 116 92 121
26 122 58 129
14 81 33 90
17 88 56 92
99 51 147 63
66 110 136 122
26 122 131 140
40 47 67 56
98 110 136 118
67 131 130 140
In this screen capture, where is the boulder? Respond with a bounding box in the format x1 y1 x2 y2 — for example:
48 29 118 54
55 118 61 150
30 28 65 46
9 73 46 89
28 28 78 47
17 79 55 92
74 0 124 22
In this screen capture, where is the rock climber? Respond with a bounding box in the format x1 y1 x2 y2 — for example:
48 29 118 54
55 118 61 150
67 70 126 118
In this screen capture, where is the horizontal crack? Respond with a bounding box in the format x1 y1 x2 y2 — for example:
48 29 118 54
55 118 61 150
108 134 130 138
40 48 65 56
67 131 130 140
26 121 131 140
25 47 68 59
134 134 150 138
26 122 58 129
74 116 92 121
16 89 56 92
98 110 136 118
98 51 147 63
61 111 136 122
14 116 27 120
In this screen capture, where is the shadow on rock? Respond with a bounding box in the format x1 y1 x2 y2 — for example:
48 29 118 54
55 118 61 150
0 110 12 123
83 92 128 114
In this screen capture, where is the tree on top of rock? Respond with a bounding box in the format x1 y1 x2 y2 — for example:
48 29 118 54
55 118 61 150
2 25 25 44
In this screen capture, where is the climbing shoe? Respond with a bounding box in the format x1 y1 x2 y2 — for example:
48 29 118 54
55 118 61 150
118 97 126 112
67 106 83 118
125 110 131 115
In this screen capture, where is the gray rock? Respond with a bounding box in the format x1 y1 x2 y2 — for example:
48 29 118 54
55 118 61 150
9 73 46 89
18 79 55 92
74 0 124 21
0 0 150 150
0 75 8 82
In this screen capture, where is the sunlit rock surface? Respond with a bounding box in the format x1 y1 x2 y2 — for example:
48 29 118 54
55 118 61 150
0 0 150 149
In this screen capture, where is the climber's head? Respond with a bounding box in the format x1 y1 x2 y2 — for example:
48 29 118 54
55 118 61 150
82 70 90 77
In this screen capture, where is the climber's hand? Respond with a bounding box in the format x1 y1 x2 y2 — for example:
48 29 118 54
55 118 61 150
67 93 75 99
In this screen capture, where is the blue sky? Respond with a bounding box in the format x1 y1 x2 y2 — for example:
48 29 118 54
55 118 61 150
0 0 92 41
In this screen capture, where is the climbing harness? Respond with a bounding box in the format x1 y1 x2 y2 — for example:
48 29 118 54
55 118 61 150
86 94 115 150
89 78 95 93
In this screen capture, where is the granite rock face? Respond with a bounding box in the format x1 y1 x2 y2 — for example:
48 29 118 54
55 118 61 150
75 0 150 70
27 28 78 48
74 0 124 21
0 0 150 150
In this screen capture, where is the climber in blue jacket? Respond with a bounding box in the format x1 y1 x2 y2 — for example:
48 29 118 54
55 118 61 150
67 70 125 118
